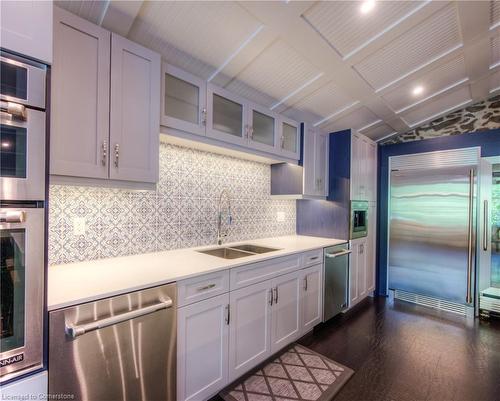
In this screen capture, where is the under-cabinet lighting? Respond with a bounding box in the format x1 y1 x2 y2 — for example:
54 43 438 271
395 78 469 114
374 43 463 93
207 25 264 83
1 141 10 148
312 101 360 127
270 72 324 110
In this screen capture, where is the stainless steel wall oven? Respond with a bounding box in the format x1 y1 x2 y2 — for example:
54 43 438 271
0 50 47 383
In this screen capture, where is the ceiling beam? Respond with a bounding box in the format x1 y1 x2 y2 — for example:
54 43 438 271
101 0 143 37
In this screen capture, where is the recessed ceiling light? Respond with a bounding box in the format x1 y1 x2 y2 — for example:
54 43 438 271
412 85 424 96
360 0 376 14
1 142 10 148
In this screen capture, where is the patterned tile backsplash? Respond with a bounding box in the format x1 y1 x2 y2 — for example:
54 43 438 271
48 143 296 265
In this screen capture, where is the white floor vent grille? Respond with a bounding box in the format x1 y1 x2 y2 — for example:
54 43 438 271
480 288 500 314
394 290 468 316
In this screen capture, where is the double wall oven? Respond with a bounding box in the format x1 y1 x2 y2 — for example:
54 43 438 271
1 51 47 383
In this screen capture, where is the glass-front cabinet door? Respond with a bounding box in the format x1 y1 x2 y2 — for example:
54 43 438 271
207 84 247 146
161 63 207 136
278 117 300 160
247 103 277 153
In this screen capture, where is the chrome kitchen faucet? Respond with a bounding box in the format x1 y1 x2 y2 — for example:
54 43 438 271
217 189 232 245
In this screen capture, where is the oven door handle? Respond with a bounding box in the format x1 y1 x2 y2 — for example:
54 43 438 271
0 101 26 120
0 211 26 223
65 299 173 338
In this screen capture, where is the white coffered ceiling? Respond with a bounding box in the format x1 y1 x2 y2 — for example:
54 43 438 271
56 0 500 141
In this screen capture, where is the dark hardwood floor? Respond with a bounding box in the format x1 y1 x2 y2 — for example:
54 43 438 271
298 297 500 401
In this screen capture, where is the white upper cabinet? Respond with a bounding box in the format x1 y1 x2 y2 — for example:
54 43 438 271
109 34 160 183
51 8 160 184
0 0 52 64
51 7 110 179
351 132 377 202
162 63 207 136
303 125 328 198
207 84 248 147
247 103 277 154
279 117 300 160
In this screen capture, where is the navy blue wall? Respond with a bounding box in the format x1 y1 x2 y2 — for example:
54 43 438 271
377 130 500 296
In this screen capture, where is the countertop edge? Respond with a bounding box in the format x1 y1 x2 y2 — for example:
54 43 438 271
47 236 347 311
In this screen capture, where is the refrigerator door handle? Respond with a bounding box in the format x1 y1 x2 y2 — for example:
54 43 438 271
483 200 488 251
466 169 474 304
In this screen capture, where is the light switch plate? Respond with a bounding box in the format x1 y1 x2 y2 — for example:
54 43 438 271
276 211 286 222
73 217 86 236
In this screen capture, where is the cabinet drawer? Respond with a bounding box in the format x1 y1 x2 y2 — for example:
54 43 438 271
302 249 323 267
178 270 230 307
230 254 301 290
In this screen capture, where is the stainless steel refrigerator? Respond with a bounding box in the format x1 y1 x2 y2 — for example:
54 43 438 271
388 148 485 315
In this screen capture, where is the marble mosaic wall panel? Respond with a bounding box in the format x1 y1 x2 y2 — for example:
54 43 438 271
48 143 296 265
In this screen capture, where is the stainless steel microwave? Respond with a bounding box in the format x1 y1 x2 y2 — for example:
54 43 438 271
350 200 369 239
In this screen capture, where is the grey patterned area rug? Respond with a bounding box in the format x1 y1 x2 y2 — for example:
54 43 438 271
220 344 354 401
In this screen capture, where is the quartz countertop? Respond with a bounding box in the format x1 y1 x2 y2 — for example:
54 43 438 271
47 235 346 311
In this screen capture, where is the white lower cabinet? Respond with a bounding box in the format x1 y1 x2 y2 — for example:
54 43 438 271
177 293 230 401
300 264 323 334
177 251 325 400
349 237 373 309
228 280 272 382
271 270 302 353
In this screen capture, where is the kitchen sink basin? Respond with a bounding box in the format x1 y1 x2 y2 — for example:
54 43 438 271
197 247 253 259
229 244 280 254
198 244 281 259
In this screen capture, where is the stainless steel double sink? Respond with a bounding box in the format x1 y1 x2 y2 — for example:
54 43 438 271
197 244 280 259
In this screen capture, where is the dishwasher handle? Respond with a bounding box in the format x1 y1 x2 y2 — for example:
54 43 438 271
65 299 173 338
325 250 351 259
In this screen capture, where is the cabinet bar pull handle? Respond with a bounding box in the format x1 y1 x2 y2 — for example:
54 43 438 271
101 141 107 166
466 169 474 304
269 288 274 306
274 287 278 304
114 143 120 168
309 256 319 261
197 283 216 292
483 200 488 251
325 250 351 258
225 304 230 325
304 277 308 291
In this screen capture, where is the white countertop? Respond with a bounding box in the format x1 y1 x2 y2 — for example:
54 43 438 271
48 235 346 310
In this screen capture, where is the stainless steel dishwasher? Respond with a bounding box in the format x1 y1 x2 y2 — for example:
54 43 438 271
323 243 351 321
48 283 176 401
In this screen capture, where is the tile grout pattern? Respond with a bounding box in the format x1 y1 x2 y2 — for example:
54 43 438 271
48 143 296 265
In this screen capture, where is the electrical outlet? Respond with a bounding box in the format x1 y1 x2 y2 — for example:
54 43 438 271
73 217 86 236
276 211 286 222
